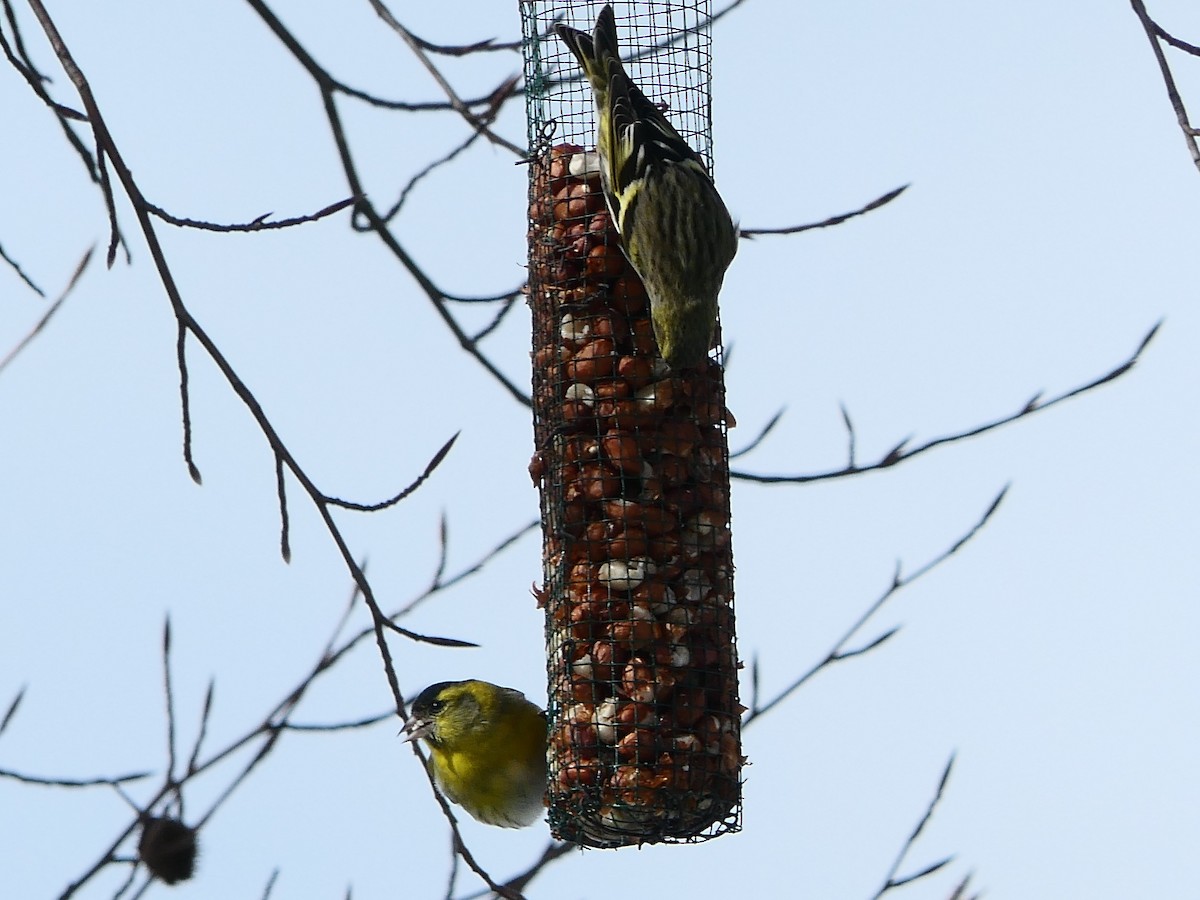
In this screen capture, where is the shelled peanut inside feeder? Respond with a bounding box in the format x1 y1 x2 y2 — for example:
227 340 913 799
528 143 742 847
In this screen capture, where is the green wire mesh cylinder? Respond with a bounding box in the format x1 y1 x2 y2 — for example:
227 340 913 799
522 0 742 847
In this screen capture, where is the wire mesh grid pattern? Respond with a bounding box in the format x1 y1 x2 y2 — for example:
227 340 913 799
523 1 714 166
522 1 742 847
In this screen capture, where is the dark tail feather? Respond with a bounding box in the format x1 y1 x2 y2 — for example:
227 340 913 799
554 22 594 70
592 4 620 63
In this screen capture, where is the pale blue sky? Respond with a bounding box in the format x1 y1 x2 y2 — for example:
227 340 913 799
1 1 1197 898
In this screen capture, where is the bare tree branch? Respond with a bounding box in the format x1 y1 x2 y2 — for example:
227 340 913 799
326 433 460 511
0 767 153 787
0 241 46 296
0 686 25 738
242 0 533 406
146 196 357 232
740 184 909 238
1130 0 1200 172
1152 20 1200 56
161 619 178 792
0 246 92 376
735 322 1160 485
744 487 1007 726
362 4 524 154
25 0 471 652
0 0 95 181
872 755 957 898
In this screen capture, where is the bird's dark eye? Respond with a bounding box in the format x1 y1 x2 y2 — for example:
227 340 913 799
429 700 446 714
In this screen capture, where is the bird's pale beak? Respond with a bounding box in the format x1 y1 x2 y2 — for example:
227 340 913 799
401 713 433 743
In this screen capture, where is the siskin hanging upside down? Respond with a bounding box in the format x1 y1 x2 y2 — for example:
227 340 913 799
403 680 548 828
555 4 738 371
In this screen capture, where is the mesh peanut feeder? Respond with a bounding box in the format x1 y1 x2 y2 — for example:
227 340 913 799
522 0 742 847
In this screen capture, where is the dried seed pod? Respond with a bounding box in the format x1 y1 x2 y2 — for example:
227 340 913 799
138 816 198 885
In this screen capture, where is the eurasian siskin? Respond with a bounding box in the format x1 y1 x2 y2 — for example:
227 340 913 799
402 680 547 828
555 4 738 371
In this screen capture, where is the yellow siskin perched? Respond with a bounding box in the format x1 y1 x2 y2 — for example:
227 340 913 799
402 680 547 828
555 4 738 371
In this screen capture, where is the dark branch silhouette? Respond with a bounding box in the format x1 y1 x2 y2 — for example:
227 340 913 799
0 247 92 375
744 487 1007 726
146 196 358 232
0 241 46 295
30 510 533 896
1130 0 1200 172
734 322 1160 485
740 184 909 238
872 756 957 899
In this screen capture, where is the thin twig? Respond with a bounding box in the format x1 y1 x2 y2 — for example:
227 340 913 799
735 322 1160 485
0 242 46 295
161 619 177 787
0 247 92 375
1130 0 1200 172
740 184 909 238
244 0 532 404
326 433 459 511
0 768 152 787
872 755 957 898
277 712 393 731
26 0 470 650
1152 20 1200 56
729 407 784 459
0 687 25 737
366 0 525 156
381 130 484 223
145 196 356 232
744 488 1007 726
0 0 96 181
442 282 526 304
185 680 215 776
